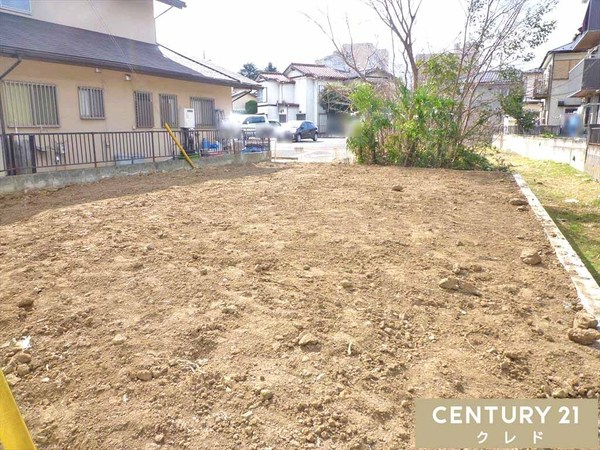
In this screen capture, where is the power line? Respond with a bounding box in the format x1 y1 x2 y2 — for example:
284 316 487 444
86 0 136 75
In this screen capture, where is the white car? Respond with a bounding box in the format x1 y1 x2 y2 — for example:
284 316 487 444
241 115 271 137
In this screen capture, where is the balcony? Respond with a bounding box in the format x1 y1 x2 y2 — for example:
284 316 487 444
573 0 600 51
568 58 600 98
532 80 549 99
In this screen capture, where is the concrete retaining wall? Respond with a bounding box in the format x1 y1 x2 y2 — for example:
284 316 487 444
493 134 588 172
0 151 271 194
584 144 600 181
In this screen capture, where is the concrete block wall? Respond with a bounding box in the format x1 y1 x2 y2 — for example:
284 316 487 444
493 134 590 174
584 144 600 181
0 151 271 195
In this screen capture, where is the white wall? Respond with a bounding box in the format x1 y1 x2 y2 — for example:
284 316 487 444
546 52 586 126
281 84 295 103
257 105 278 121
293 77 308 119
493 134 588 172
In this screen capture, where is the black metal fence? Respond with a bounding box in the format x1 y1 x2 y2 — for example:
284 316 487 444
0 129 270 176
504 124 600 144
589 125 600 145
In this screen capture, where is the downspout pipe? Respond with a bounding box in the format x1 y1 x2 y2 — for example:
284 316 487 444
0 56 22 176
0 56 22 136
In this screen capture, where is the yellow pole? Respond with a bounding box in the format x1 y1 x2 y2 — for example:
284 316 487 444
0 370 37 450
164 123 195 169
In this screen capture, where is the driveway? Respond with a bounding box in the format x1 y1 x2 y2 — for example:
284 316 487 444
271 137 353 163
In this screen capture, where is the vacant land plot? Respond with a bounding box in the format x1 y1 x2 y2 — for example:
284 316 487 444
1 163 599 450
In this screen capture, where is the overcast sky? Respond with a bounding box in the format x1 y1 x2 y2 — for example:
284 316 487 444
155 0 589 74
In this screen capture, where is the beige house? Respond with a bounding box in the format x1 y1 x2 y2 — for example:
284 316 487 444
537 43 587 126
232 89 258 114
0 0 257 175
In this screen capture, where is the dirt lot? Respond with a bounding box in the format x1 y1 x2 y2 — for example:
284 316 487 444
1 163 599 450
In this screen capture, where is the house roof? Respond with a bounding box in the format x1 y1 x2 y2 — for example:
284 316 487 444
157 0 187 8
539 41 580 69
285 63 350 80
258 72 295 83
0 12 257 89
232 89 257 102
473 70 515 84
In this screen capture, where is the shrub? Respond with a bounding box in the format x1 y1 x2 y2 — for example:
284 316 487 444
245 100 258 114
347 83 499 170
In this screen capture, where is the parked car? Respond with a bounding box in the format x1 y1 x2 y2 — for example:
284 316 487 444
282 120 319 142
268 120 285 139
241 114 271 137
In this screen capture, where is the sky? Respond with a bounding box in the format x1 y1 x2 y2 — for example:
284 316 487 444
154 0 590 74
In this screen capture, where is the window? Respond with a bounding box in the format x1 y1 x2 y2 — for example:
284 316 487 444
279 114 287 123
190 97 215 127
78 87 105 119
2 81 59 127
159 94 178 128
243 116 266 124
296 113 306 120
0 0 31 13
134 91 154 128
258 87 267 103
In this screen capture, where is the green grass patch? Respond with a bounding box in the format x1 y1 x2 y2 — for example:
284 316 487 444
498 151 600 284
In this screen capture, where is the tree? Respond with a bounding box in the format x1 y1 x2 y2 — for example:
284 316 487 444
245 100 258 114
319 84 353 114
264 62 278 73
449 0 556 144
500 82 536 132
318 0 556 169
240 63 260 80
365 0 421 89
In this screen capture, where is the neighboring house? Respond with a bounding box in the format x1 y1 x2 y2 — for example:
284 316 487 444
522 69 545 121
470 70 516 134
317 43 389 75
565 0 600 131
232 89 258 114
257 63 354 132
255 72 299 124
0 0 257 175
257 64 349 131
538 42 587 126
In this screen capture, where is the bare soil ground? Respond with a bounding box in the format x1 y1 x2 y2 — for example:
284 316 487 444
1 163 599 450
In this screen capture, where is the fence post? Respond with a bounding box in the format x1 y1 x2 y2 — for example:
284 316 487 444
1 134 8 176
28 134 37 174
92 133 98 168
152 131 156 163
7 134 15 176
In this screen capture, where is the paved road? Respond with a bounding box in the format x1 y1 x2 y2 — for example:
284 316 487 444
271 138 354 163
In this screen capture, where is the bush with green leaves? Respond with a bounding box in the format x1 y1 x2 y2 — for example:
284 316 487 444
347 83 497 170
245 100 258 115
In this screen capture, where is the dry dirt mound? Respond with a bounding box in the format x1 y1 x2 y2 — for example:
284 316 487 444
1 163 599 450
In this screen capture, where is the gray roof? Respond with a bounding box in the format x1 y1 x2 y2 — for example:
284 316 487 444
157 0 187 8
0 12 257 89
474 70 516 84
258 72 295 83
285 63 351 80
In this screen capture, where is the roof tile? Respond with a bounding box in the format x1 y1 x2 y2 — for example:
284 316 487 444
0 12 257 88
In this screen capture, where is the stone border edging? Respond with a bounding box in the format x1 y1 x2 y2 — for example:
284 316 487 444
513 174 600 320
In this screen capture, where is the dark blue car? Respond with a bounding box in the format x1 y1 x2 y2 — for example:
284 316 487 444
282 120 319 142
